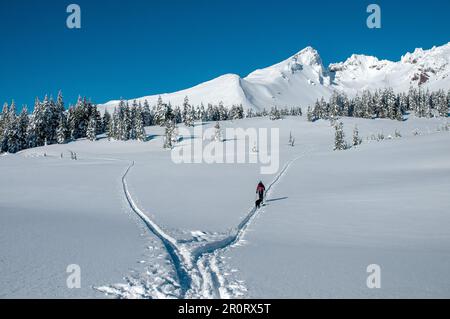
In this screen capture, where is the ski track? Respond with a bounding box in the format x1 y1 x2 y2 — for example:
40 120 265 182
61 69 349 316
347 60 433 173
111 147 313 298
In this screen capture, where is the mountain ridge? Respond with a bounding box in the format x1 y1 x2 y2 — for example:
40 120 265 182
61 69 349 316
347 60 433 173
100 42 450 112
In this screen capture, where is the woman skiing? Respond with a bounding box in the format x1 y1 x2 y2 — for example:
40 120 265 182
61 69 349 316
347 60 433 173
255 181 266 209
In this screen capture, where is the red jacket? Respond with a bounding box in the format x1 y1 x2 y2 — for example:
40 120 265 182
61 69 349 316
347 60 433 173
256 183 265 194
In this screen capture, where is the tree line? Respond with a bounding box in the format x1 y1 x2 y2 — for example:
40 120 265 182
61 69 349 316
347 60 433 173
307 87 449 122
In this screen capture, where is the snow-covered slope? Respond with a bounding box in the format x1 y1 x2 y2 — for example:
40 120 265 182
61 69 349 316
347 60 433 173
100 42 450 112
3 116 449 298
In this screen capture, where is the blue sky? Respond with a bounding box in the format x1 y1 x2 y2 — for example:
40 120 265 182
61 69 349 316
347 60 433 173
0 0 449 109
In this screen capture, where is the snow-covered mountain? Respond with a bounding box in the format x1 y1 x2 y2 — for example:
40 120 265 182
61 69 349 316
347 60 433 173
100 42 450 112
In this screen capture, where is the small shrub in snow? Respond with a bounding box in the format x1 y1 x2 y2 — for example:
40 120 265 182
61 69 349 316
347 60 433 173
288 131 295 146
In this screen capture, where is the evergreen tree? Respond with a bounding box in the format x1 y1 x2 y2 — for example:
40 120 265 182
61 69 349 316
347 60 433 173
154 96 166 126
183 96 194 127
50 91 65 143
334 121 347 151
134 105 146 141
95 109 102 135
17 106 29 151
173 106 182 124
437 90 448 117
218 102 228 121
163 119 177 149
306 106 315 122
213 121 222 142
142 100 153 126
6 101 19 153
56 115 68 144
107 108 118 140
67 106 76 141
269 106 282 120
102 110 112 136
0 103 9 152
86 115 97 141
352 125 362 146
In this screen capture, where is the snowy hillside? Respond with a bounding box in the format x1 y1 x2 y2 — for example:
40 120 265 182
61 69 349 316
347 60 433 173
1 115 449 298
99 42 450 112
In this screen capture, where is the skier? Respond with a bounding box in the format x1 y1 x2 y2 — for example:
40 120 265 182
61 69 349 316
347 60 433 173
255 181 266 209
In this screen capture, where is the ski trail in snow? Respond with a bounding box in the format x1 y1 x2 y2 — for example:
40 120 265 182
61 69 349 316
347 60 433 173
190 147 314 298
105 146 313 298
121 161 192 297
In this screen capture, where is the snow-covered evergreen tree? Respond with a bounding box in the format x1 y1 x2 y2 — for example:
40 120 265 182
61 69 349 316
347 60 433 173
142 100 153 126
17 106 29 151
163 119 177 149
213 121 222 142
182 96 194 127
218 102 228 121
173 105 182 124
154 96 166 126
0 103 9 152
134 105 146 141
352 125 362 146
107 108 118 140
269 107 282 120
86 115 97 141
437 89 448 117
102 110 111 136
56 115 68 144
334 121 347 151
6 101 19 153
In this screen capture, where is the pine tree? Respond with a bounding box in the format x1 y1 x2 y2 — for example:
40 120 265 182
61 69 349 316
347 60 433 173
438 90 448 117
270 107 282 120
218 102 228 121
17 106 29 151
102 110 112 136
107 108 118 140
329 91 341 119
0 103 9 152
173 106 182 124
142 100 153 126
66 106 76 141
86 115 97 141
183 96 194 127
306 106 315 122
163 119 176 149
199 103 207 122
213 121 222 142
386 88 397 120
334 122 347 151
50 91 65 143
134 105 146 141
352 125 362 146
95 109 102 135
6 101 19 153
154 96 166 126
56 115 68 144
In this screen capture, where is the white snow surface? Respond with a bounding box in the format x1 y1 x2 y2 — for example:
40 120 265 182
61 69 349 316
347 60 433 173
99 43 450 112
1 115 450 298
